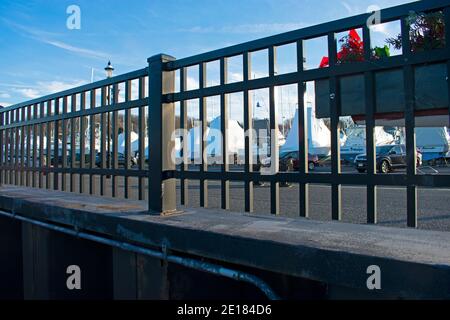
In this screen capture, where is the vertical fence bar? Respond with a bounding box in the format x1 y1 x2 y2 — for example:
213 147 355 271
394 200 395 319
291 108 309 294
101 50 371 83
9 116 12 185
147 54 177 214
445 7 450 133
2 123 5 185
363 24 377 224
3 112 6 186
220 57 230 210
70 95 76 193
61 97 68 191
17 111 20 185
405 64 417 228
5 125 9 185
53 99 60 190
12 112 16 185
180 68 189 206
7 112 11 185
100 87 107 196
24 108 28 186
243 52 254 213
20 109 25 186
6 113 10 185
79 93 86 193
4 113 8 185
107 93 112 175
5 115 7 185
297 39 309 218
4 114 7 185
24 108 27 186
20 108 25 186
3 115 6 185
402 17 417 228
0 112 3 186
0 114 3 186
8 120 11 185
9 112 12 184
15 110 20 185
328 32 342 221
269 46 279 215
32 105 38 188
13 110 16 185
199 62 208 208
10 110 18 185
39 103 44 189
124 80 132 199
46 102 51 189
365 71 377 224
112 84 119 198
138 77 146 200
26 107 31 187
10 126 13 185
8 113 11 185
90 90 97 195
16 109 20 186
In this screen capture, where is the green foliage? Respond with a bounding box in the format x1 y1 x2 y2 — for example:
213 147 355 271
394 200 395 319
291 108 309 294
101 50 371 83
373 45 391 59
386 11 445 52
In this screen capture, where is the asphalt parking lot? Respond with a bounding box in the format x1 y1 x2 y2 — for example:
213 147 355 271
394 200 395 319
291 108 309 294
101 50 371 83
22 164 450 232
176 165 450 232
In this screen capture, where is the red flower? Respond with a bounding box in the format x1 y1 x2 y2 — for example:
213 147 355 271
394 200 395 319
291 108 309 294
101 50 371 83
319 29 364 68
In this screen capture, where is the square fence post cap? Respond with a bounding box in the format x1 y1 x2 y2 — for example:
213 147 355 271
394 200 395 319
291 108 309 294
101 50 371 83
147 54 176 64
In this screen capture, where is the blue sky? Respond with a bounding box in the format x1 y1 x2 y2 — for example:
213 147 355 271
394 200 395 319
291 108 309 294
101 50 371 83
0 0 415 107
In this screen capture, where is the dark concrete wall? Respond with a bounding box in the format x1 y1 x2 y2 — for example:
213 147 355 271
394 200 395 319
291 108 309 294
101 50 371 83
0 214 449 300
21 222 113 300
0 215 23 299
112 248 328 300
0 216 329 300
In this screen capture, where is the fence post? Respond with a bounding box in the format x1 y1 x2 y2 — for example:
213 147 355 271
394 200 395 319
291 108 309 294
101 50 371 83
147 54 177 215
0 112 3 187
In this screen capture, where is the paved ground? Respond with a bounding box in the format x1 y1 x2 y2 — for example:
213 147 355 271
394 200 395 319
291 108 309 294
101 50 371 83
177 165 450 232
6 165 450 232
182 182 450 232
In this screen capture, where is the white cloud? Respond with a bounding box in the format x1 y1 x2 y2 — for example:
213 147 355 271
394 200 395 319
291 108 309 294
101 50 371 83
370 23 389 36
14 88 40 99
0 102 11 108
42 39 110 60
341 1 356 15
186 76 200 91
2 18 110 61
0 93 11 99
11 80 87 101
36 80 87 94
229 72 244 83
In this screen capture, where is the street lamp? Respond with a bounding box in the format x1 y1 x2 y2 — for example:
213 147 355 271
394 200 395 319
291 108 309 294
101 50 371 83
105 61 114 79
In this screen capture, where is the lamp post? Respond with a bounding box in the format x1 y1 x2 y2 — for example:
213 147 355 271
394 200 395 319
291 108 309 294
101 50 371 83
105 61 114 79
105 61 114 172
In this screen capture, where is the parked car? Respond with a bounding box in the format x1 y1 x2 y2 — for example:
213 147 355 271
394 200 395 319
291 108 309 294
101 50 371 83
261 151 319 171
279 151 319 172
95 152 137 168
354 145 422 174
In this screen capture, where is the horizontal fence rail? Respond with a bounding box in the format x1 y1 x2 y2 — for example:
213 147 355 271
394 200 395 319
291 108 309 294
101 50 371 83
0 67 151 203
1 0 450 227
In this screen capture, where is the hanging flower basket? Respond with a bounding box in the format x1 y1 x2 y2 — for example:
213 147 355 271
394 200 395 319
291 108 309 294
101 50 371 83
314 13 448 126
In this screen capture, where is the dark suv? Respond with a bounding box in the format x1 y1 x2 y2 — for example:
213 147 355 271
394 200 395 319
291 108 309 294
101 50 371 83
354 145 421 174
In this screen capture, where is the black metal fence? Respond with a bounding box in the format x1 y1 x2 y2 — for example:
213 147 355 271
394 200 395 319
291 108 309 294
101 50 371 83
1 0 450 227
0 66 152 205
